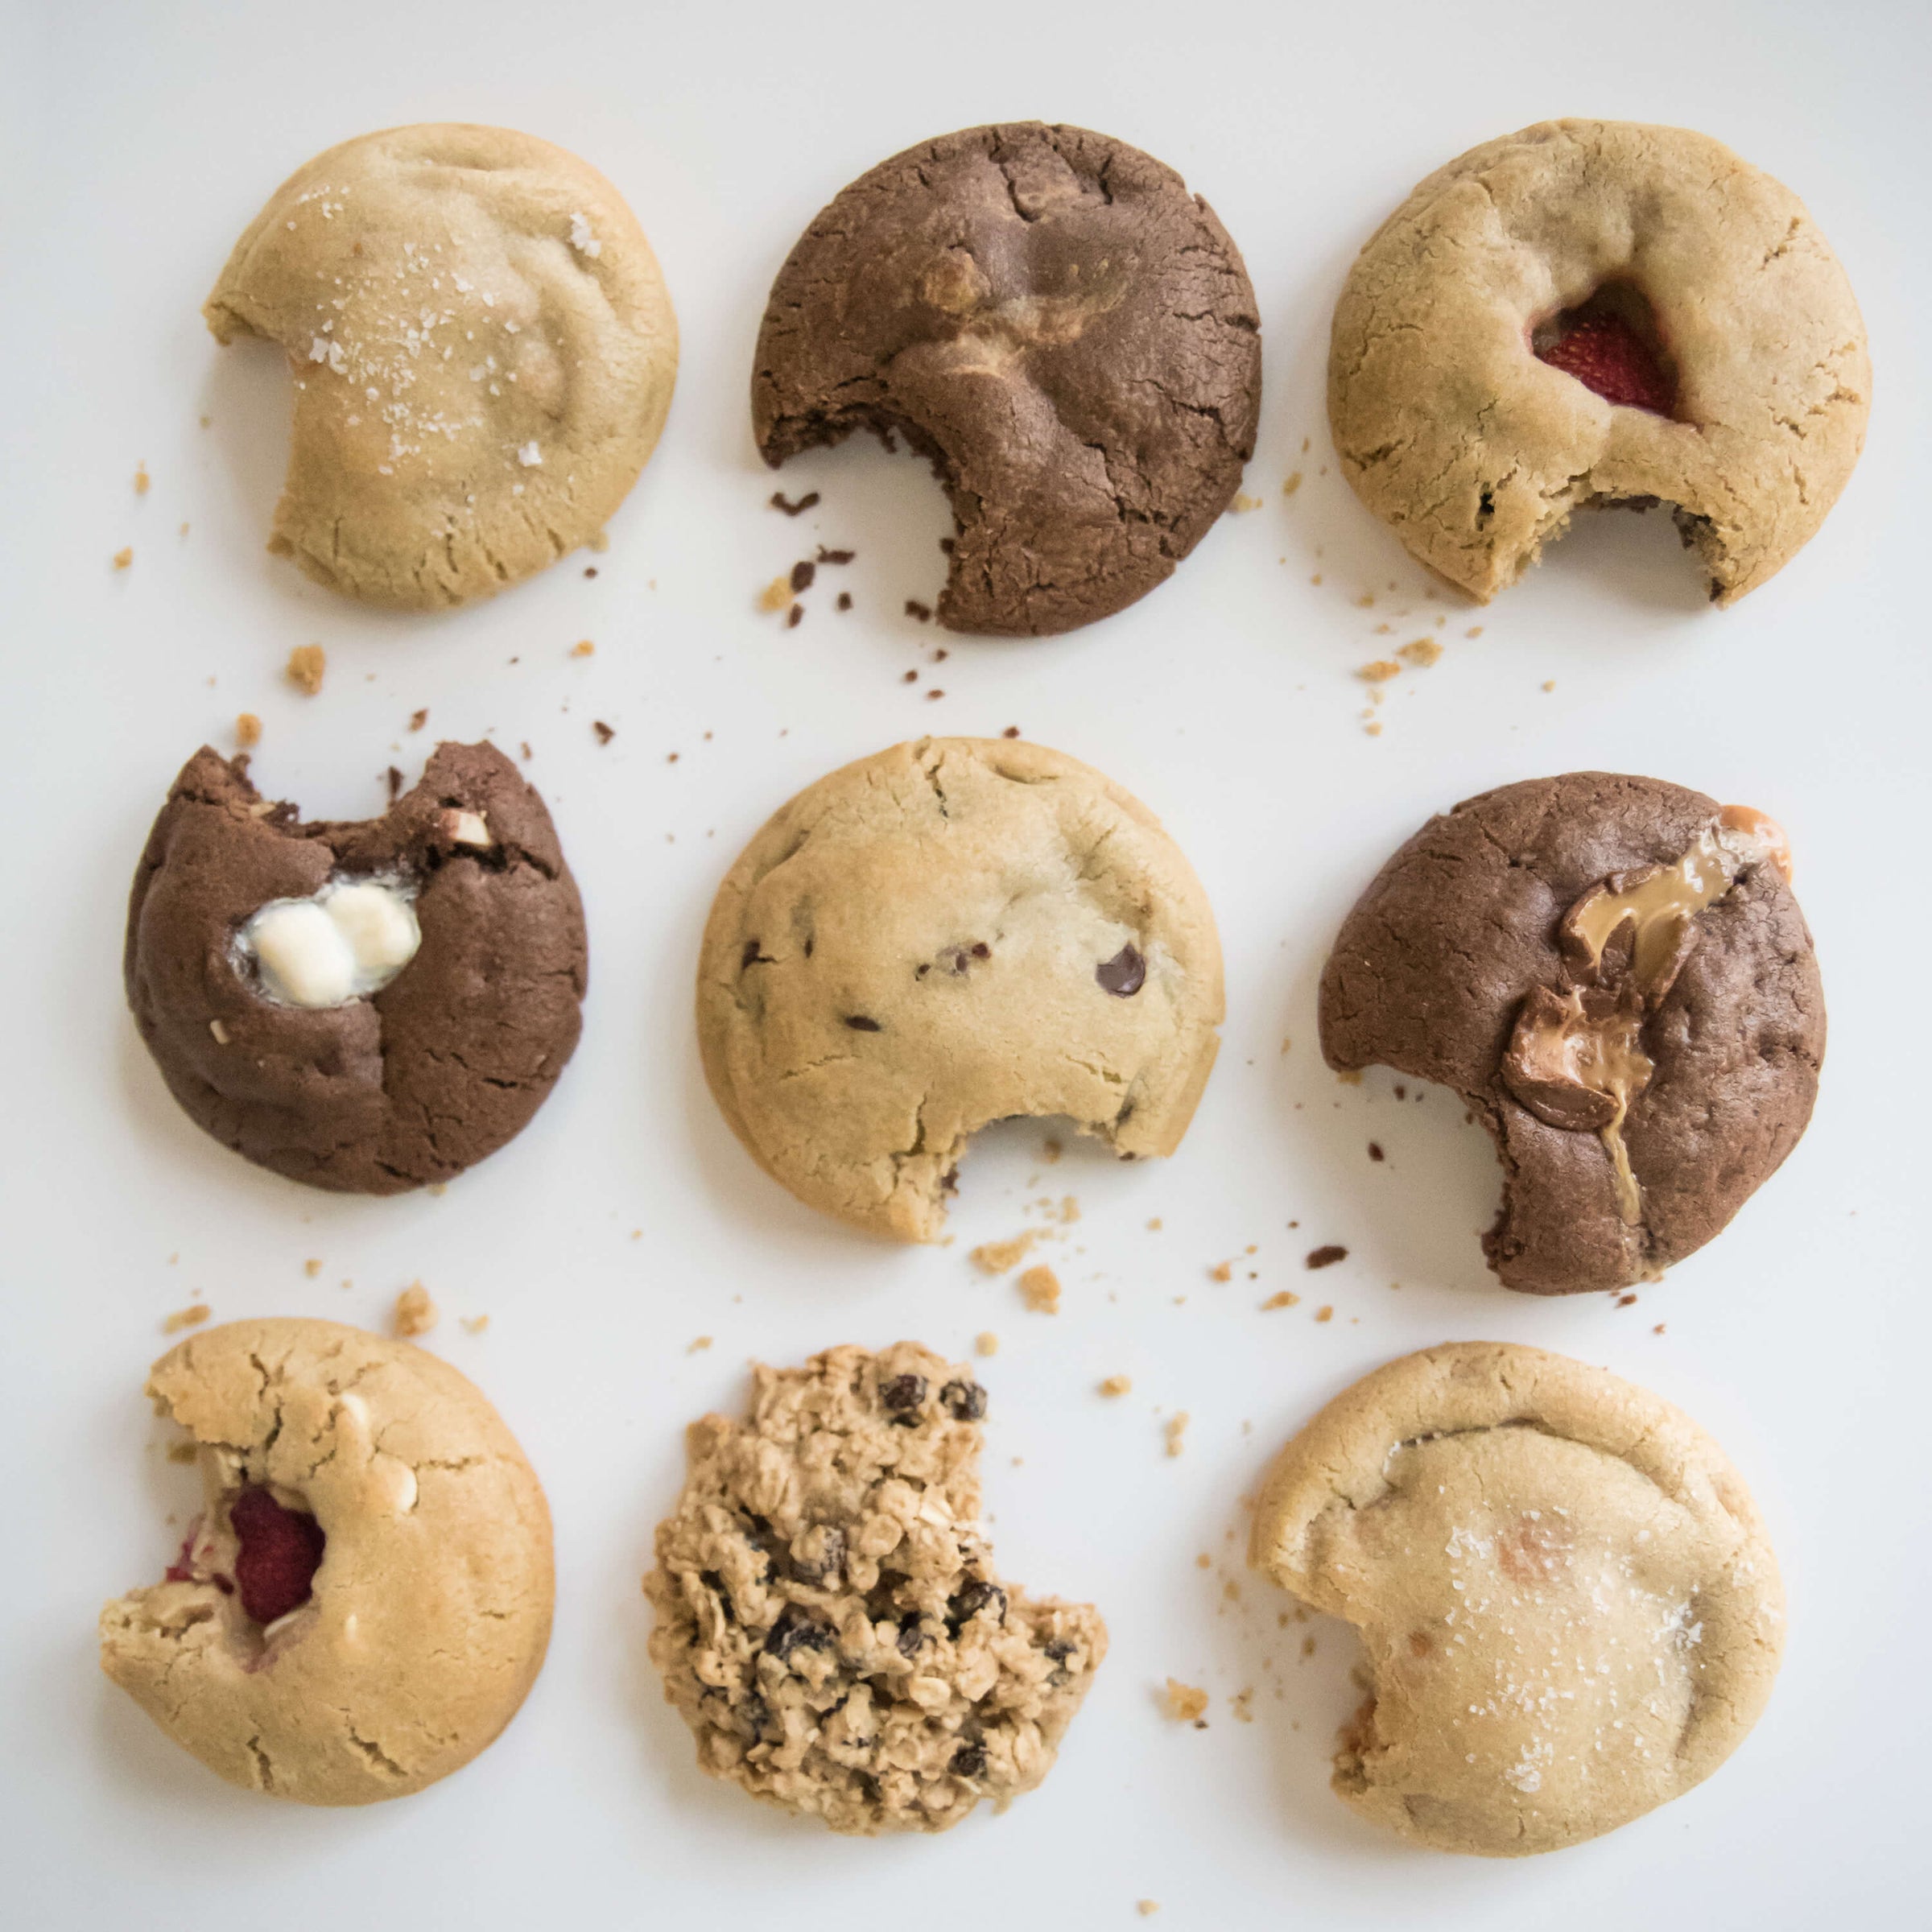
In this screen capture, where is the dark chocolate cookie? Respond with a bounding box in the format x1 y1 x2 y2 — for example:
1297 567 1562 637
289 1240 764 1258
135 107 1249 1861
753 122 1261 636
1319 774 1824 1294
126 742 587 1193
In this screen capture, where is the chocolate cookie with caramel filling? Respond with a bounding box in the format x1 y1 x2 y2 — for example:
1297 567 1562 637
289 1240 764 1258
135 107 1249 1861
753 122 1261 635
1319 773 1823 1294
126 741 587 1193
697 737 1223 1239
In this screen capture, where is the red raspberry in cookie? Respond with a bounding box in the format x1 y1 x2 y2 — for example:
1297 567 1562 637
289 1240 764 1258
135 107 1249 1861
1536 315 1674 416
229 1488 326 1625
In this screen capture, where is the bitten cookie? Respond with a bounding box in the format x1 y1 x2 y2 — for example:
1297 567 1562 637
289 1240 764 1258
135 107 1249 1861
101 1319 553 1805
646 1342 1106 1833
697 737 1223 1239
1249 1343 1783 1857
126 741 587 1193
753 122 1261 634
1329 119 1869 605
1319 774 1823 1294
206 123 678 606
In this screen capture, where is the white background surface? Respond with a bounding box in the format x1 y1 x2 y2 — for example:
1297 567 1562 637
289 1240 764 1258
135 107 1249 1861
4 2 1927 1923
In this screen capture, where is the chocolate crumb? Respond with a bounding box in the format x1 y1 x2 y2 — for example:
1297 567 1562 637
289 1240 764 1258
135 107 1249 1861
816 547 854 565
386 765 402 802
1002 725 1021 738
836 591 852 612
786 604 804 630
905 600 933 623
584 566 598 578
1305 1245 1348 1269
408 708 428 732
791 560 816 593
1368 1142 1385 1162
592 720 615 745
939 536 955 554
926 688 945 700
770 490 819 516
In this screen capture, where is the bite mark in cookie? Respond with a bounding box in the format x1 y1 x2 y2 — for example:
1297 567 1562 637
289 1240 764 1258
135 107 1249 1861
100 1318 553 1805
1249 1343 1783 1856
1319 773 1823 1294
645 1342 1105 1834
1329 119 1870 605
204 123 677 608
753 122 1261 635
696 737 1223 1240
126 741 587 1194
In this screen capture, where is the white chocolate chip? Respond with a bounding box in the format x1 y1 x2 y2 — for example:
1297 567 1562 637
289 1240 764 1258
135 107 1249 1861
442 807 492 848
239 876 421 1009
208 1018 230 1045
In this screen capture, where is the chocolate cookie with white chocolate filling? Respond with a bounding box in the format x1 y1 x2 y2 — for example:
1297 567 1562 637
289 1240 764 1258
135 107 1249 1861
1319 774 1823 1294
125 741 586 1193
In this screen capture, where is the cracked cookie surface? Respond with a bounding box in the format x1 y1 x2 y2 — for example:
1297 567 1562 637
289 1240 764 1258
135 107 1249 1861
126 741 588 1193
205 122 677 607
100 1318 553 1805
697 737 1223 1240
1319 773 1823 1294
645 1341 1106 1833
1328 118 1869 605
753 121 1261 634
1249 1343 1783 1856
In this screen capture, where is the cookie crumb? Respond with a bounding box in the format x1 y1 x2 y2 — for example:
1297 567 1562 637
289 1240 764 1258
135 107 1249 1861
687 1335 713 1354
770 489 819 516
817 547 855 565
1398 637 1443 667
1208 1261 1232 1283
461 1315 491 1335
1542 679 1557 692
1260 1290 1300 1311
167 1440 199 1463
134 462 151 496
1164 1413 1189 1457
303 1258 322 1278
1368 1141 1385 1162
1282 473 1302 497
905 599 933 623
285 644 325 696
1616 1291 1639 1307
1232 1686 1255 1724
162 1302 210 1334
592 720 615 745
1305 1245 1348 1269
1364 721 1385 737
1336 1070 1363 1086
1018 1265 1061 1314
392 1282 438 1338
790 559 816 593
786 603 805 629
572 639 595 657
1002 724 1021 738
1137 1905 1162 1918
1357 658 1402 683
1163 1678 1208 1721
1313 1305 1334 1323
1098 1375 1133 1397
1466 625 1484 638
112 546 134 570
386 765 404 802
1232 491 1263 512
758 575 792 612
836 591 852 612
235 712 262 748
925 687 945 700
1146 1217 1162 1232
976 1331 999 1357
407 707 428 732
970 1231 1040 1275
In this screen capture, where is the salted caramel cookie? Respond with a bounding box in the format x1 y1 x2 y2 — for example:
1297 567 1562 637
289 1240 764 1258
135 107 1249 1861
1319 774 1823 1294
126 741 587 1193
1329 119 1869 605
646 1342 1106 1833
101 1318 553 1805
206 123 677 607
753 122 1261 634
1249 1343 1783 1856
697 737 1223 1239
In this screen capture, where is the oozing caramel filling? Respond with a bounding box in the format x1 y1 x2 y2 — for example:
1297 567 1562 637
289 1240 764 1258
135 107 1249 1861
1503 809 1790 1228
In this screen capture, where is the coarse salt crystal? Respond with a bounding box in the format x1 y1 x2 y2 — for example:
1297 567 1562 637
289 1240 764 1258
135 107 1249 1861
568 212 602 258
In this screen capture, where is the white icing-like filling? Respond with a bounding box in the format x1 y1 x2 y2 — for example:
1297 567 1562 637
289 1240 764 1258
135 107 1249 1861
239 876 420 1009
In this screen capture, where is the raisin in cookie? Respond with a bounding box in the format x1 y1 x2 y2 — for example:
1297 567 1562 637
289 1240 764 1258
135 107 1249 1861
1319 773 1823 1294
101 1319 553 1805
206 123 677 607
1329 119 1869 605
697 737 1223 1239
1249 1343 1783 1856
126 741 587 1193
754 122 1261 634
646 1342 1105 1833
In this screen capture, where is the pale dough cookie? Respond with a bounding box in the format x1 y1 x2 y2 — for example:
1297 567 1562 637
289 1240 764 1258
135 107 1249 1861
696 737 1223 1239
645 1342 1106 1833
205 123 677 607
101 1319 553 1805
1249 1343 1783 1856
1329 119 1870 605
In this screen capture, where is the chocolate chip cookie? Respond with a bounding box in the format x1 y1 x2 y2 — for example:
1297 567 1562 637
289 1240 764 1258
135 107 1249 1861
126 741 587 1193
101 1318 554 1804
206 123 678 606
1329 120 1870 605
1319 773 1823 1294
1249 1343 1783 1856
645 1342 1106 1834
753 122 1261 634
697 737 1223 1239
